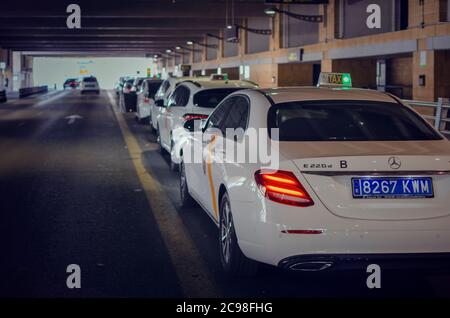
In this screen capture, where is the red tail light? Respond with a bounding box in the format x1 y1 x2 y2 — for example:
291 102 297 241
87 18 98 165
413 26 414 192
254 170 314 207
183 113 209 121
144 97 150 103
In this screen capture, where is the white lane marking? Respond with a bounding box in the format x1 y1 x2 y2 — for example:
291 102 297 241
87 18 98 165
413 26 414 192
65 114 83 125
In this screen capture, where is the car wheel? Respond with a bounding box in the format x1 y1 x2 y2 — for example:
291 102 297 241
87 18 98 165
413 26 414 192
157 127 165 155
148 116 154 133
170 139 179 172
219 192 259 277
179 161 194 208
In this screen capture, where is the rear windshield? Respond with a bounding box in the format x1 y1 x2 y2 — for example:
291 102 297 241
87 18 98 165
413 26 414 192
65 78 77 83
83 77 97 83
268 100 442 141
193 88 244 108
135 78 146 86
147 81 163 96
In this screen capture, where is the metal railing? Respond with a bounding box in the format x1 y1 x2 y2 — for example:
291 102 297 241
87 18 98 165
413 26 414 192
404 98 450 135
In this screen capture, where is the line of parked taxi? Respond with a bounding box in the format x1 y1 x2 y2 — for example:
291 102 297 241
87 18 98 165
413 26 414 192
120 72 450 277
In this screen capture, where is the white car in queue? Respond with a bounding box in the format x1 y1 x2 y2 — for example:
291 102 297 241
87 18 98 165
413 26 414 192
151 76 199 132
135 79 163 124
157 77 258 170
80 76 100 94
179 72 450 277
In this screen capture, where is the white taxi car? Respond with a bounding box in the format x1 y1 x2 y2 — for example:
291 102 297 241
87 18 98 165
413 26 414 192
157 78 258 170
135 79 163 123
80 76 100 94
179 73 450 276
151 76 198 132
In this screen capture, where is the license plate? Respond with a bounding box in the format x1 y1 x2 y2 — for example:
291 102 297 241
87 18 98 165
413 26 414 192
352 177 434 199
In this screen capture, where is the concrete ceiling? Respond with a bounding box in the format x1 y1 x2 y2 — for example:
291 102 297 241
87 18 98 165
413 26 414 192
0 0 269 57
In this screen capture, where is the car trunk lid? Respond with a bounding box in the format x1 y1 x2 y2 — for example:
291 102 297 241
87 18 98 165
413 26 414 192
279 140 450 220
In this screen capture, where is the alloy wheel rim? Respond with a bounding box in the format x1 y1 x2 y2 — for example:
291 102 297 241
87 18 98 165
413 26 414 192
221 201 233 264
180 164 186 199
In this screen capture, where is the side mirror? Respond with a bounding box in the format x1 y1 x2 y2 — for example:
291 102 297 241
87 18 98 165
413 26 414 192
155 99 165 107
183 119 197 132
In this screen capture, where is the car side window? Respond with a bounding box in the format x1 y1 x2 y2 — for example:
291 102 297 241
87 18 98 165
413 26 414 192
174 86 190 107
167 88 179 107
221 97 250 130
220 96 250 140
156 80 169 99
205 97 236 132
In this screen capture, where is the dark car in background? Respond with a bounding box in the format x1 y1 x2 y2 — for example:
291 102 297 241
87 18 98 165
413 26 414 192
119 78 135 112
120 77 150 112
63 78 79 89
115 76 131 96
135 79 163 123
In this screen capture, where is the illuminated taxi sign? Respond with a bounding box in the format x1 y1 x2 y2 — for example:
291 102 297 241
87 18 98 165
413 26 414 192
210 73 229 81
317 72 352 88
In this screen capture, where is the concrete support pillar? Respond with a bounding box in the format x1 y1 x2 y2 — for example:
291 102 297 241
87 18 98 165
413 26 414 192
22 55 34 88
321 57 333 72
0 48 12 92
319 1 337 73
12 51 22 91
218 30 224 59
239 19 247 57
270 5 282 51
0 48 5 91
319 1 336 43
201 35 207 65
413 38 436 101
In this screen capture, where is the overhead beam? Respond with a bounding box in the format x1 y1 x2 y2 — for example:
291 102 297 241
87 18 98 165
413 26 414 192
0 0 267 19
0 17 238 30
0 29 218 37
0 38 205 43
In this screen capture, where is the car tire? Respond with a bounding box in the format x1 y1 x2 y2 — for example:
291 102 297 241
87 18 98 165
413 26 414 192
157 127 165 155
219 192 259 277
170 161 179 172
179 161 195 208
170 139 179 172
148 116 154 133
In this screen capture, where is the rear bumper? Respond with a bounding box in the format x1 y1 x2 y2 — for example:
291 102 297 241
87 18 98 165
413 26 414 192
278 253 450 272
123 93 137 111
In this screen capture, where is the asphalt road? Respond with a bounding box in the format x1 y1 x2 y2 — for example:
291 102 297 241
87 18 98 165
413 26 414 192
0 90 449 298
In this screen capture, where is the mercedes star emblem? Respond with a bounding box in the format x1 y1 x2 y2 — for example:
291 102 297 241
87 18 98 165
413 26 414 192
388 157 401 170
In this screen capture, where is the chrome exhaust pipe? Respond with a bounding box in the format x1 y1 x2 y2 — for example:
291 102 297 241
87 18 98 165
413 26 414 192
288 261 333 272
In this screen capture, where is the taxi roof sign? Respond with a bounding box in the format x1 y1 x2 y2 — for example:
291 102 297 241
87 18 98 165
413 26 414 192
210 73 229 81
317 72 352 88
